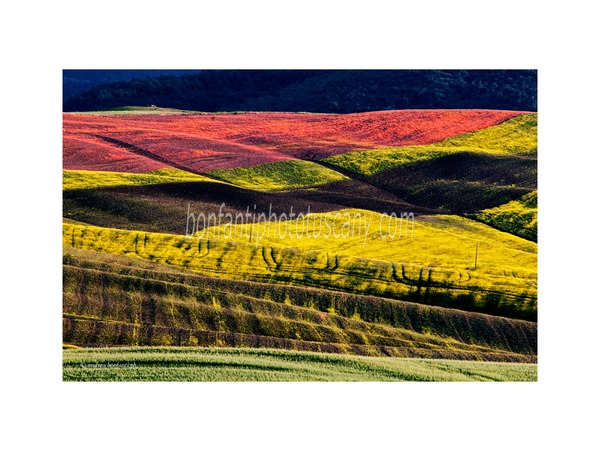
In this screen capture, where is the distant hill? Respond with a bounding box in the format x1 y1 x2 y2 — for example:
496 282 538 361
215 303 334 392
63 70 537 113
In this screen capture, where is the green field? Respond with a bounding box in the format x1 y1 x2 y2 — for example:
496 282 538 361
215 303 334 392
63 347 537 381
207 159 348 191
68 106 205 115
63 168 219 191
324 114 537 176
472 191 538 242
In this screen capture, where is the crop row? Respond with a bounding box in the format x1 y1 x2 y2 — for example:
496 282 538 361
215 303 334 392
63 247 537 356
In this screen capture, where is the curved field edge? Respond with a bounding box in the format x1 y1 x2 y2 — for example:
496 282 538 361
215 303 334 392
323 114 537 176
62 347 537 382
64 161 349 193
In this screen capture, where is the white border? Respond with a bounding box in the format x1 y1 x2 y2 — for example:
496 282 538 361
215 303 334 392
4 1 599 448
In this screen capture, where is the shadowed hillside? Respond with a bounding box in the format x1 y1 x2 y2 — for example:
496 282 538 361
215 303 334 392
63 180 437 235
369 152 537 213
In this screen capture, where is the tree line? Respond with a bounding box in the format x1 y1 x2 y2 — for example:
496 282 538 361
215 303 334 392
64 70 537 113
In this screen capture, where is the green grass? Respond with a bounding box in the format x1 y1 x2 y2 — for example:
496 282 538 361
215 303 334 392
207 160 348 191
324 114 537 176
62 347 537 381
435 113 537 153
67 106 204 115
63 168 219 191
471 191 538 242
325 146 451 176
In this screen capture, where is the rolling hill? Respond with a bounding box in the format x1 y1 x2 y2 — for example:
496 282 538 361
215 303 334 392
63 247 536 360
323 113 537 176
63 110 524 174
471 191 538 242
62 105 537 381
63 213 537 321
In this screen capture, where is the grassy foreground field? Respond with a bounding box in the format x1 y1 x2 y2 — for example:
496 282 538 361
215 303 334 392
63 347 537 381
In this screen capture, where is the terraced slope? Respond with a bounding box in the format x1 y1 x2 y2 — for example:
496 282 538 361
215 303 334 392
63 247 536 360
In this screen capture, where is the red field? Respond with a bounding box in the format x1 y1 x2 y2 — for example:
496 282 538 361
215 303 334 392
64 110 523 173
63 134 169 172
